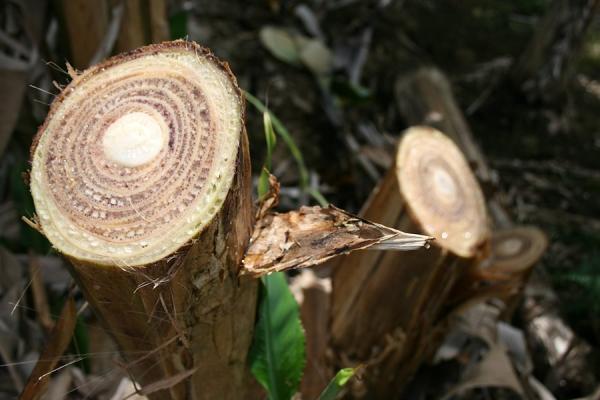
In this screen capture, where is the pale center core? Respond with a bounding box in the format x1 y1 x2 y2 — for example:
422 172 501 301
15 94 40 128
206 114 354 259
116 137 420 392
102 112 165 167
432 167 457 201
498 238 523 256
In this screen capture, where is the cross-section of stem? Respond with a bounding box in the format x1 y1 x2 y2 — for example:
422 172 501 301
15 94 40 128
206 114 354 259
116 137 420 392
30 40 255 400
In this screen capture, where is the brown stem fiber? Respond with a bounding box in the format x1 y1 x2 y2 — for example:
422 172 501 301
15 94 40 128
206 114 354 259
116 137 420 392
29 41 255 400
329 126 490 398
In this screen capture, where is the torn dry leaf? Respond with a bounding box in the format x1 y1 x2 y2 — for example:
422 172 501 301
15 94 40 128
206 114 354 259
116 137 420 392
242 205 430 276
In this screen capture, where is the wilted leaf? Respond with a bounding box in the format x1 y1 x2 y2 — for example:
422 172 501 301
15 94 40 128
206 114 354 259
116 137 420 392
259 26 301 65
298 39 333 76
249 272 306 400
258 27 333 78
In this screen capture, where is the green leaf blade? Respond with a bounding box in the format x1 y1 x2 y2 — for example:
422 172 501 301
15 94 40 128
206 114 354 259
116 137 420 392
250 272 306 400
317 367 359 400
244 91 309 186
263 111 276 171
258 167 271 200
245 91 328 205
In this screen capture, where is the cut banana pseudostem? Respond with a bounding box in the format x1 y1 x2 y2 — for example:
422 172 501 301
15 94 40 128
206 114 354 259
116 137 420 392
330 126 491 398
30 41 256 400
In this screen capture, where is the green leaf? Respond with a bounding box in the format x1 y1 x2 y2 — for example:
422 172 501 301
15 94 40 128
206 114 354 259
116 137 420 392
307 187 329 207
317 367 359 400
263 111 277 171
258 167 271 200
244 91 328 205
244 91 308 186
257 111 277 200
249 272 306 400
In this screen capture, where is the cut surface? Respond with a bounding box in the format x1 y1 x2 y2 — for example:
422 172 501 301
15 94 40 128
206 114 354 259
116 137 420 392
102 111 166 167
30 41 243 266
488 226 548 273
396 126 488 257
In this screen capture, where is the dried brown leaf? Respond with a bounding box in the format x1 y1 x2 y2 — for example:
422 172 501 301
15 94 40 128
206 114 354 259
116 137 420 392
0 68 27 157
28 255 54 333
0 247 26 391
442 345 525 399
20 297 77 400
136 368 197 397
441 304 525 399
110 377 148 400
242 205 430 277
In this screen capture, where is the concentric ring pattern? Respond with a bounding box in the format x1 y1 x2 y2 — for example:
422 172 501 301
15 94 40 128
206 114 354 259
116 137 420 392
30 42 243 266
490 227 547 272
396 127 488 257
